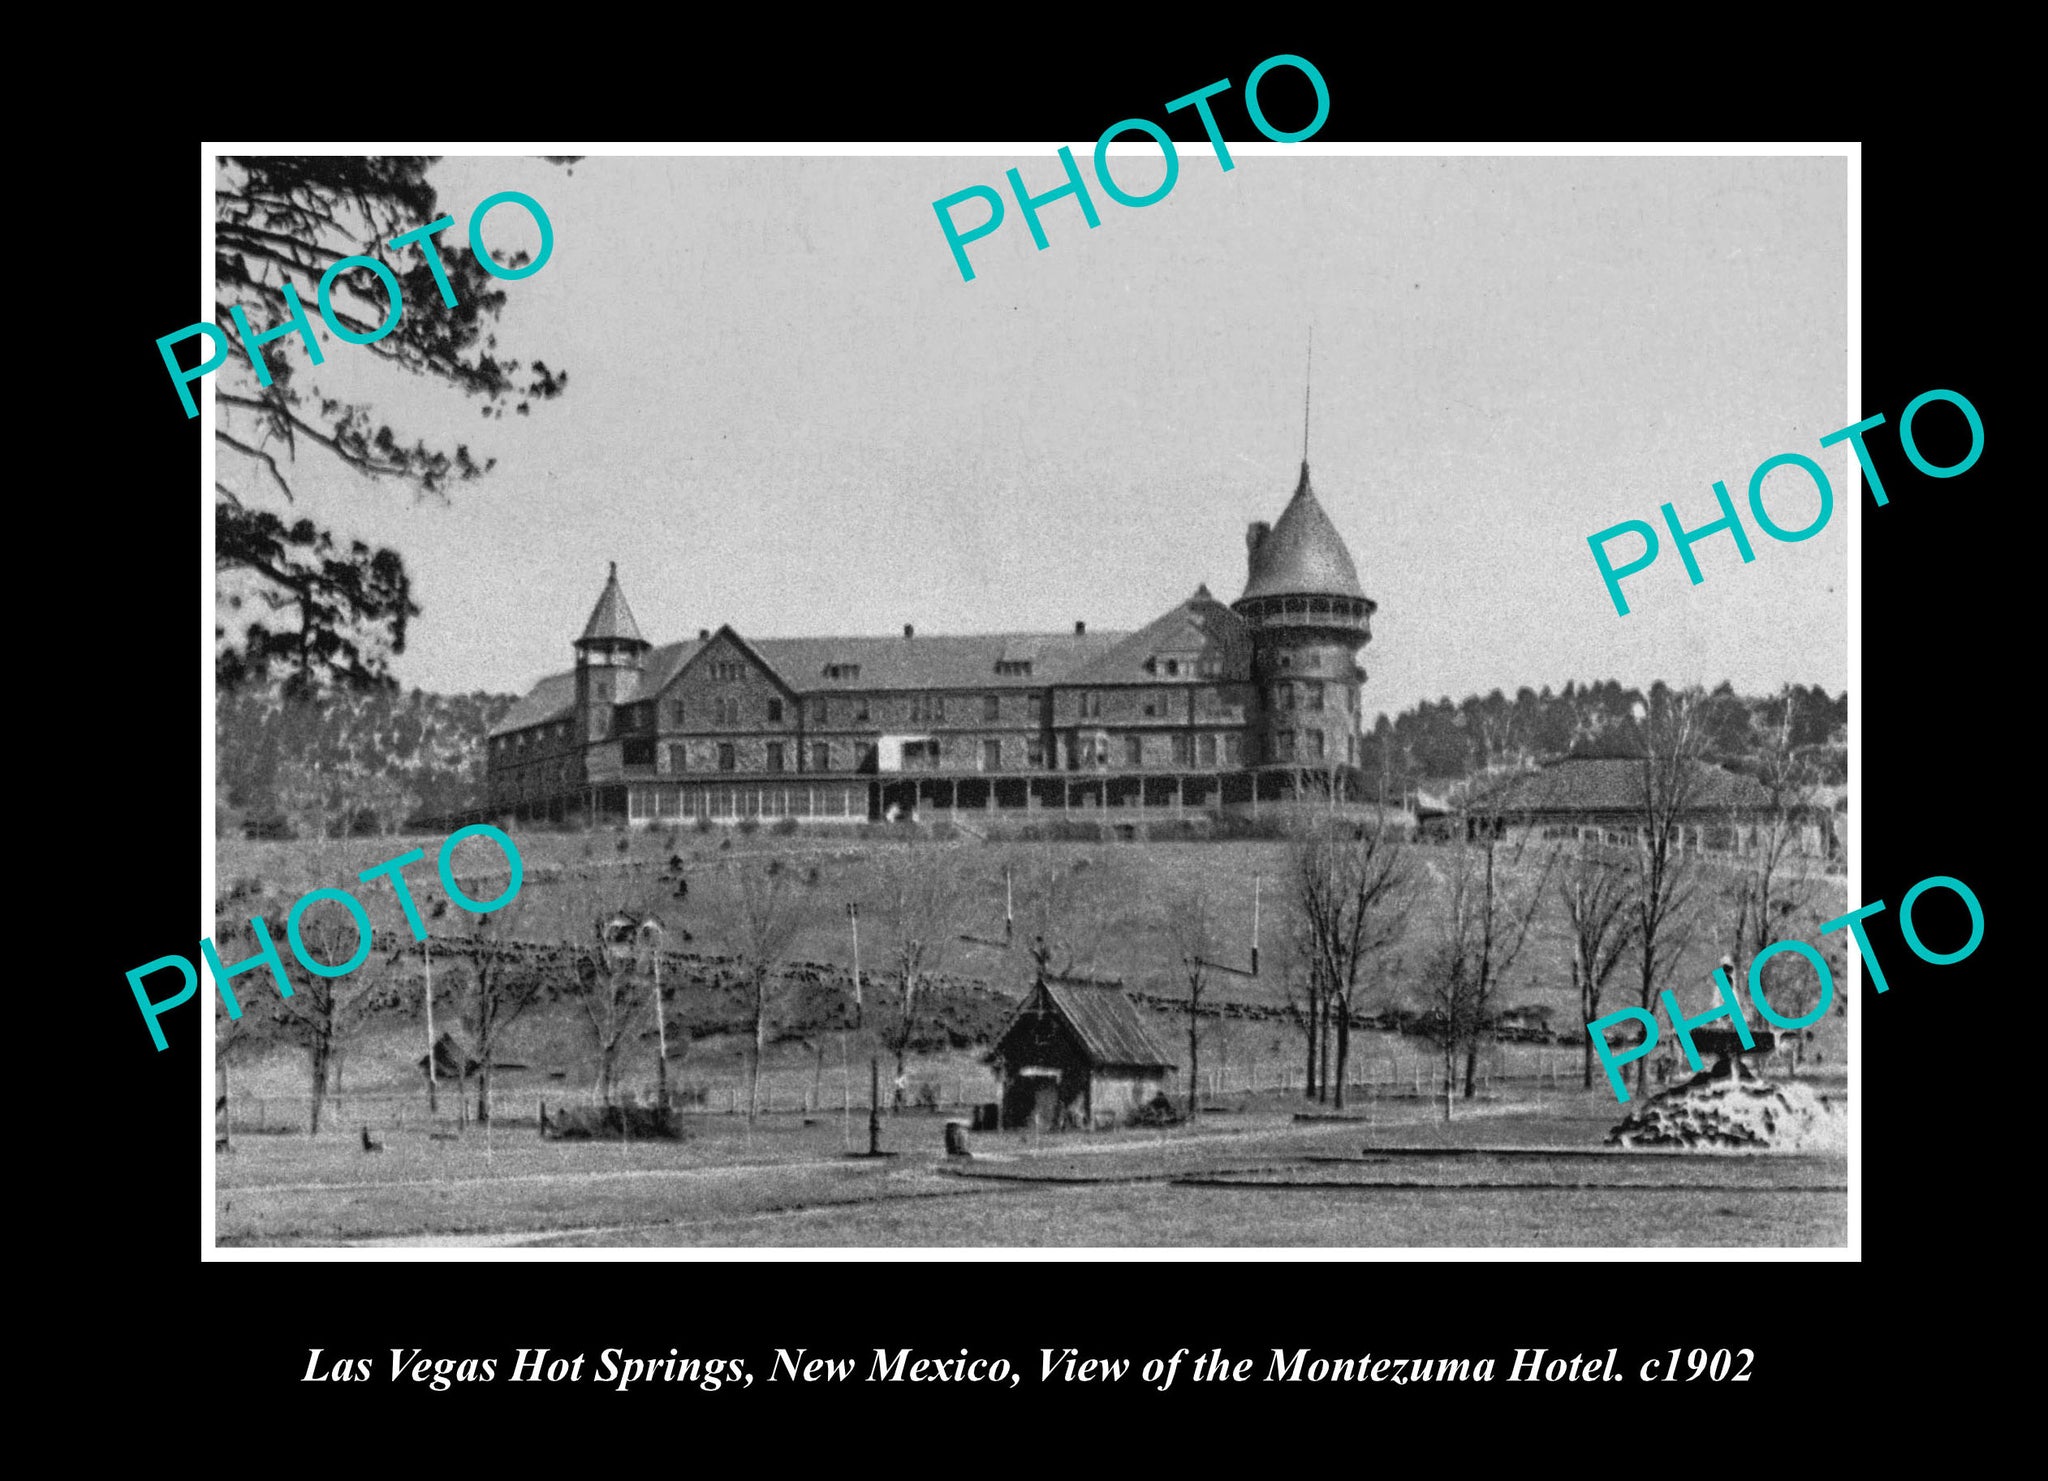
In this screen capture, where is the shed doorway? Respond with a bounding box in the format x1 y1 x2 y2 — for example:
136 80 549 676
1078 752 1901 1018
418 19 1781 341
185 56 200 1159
1003 1067 1062 1131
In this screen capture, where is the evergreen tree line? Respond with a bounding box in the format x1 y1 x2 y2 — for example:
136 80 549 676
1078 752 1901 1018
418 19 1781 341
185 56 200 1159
218 682 518 837
1357 680 1847 798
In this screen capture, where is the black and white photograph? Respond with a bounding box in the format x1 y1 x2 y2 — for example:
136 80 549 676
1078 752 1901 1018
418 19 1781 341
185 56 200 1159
196 143 1862 1252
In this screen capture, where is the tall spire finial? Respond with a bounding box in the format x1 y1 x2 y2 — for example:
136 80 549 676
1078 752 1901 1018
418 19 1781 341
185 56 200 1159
1302 326 1313 467
608 559 617 579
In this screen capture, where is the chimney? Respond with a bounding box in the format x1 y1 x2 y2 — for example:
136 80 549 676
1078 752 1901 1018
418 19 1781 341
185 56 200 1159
903 623 915 639
698 628 710 641
1246 520 1271 568
1074 620 1086 636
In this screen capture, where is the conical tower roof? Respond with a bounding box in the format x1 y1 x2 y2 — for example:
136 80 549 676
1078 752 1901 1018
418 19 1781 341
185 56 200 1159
577 561 646 646
1239 462 1364 602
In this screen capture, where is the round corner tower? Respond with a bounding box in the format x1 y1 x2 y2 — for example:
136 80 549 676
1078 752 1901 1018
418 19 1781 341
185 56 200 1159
1233 460 1376 773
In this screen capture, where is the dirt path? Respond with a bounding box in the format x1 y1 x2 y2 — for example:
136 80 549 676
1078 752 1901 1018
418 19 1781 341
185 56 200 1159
222 1154 893 1198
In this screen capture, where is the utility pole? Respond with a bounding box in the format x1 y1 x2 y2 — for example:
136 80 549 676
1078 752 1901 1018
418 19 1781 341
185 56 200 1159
1251 873 1261 978
643 919 669 1111
423 938 438 1115
850 901 878 1155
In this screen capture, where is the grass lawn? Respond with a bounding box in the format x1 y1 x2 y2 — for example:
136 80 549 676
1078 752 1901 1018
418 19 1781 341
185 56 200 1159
216 1085 1847 1249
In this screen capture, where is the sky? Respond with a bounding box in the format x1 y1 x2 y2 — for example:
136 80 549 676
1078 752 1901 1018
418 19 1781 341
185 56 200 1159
221 151 1849 721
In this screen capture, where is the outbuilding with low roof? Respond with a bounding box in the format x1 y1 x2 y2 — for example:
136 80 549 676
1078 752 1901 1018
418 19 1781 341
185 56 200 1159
988 975 1177 1131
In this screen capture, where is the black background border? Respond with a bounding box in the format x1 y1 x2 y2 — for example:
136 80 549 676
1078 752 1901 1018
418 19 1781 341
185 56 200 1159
99 41 2001 1431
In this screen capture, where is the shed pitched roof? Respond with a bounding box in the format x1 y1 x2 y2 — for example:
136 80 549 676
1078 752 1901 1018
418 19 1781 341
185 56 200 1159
1038 979 1176 1069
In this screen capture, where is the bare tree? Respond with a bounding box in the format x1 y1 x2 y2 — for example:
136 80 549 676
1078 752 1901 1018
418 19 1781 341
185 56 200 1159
262 899 386 1134
1272 922 1323 1101
873 850 963 1112
1160 889 1216 1122
1628 687 1710 1098
570 909 649 1108
1419 807 1559 1111
1290 813 1414 1109
212 877 268 1148
211 831 392 1134
1007 843 1133 979
1728 688 1824 1070
1557 839 1640 1089
215 988 251 1149
731 859 811 1124
455 896 548 1125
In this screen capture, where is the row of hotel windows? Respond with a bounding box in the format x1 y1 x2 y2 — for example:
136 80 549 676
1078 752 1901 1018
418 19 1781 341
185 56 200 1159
502 728 1354 791
655 684 1341 729
496 685 1361 756
640 731 1358 772
628 784 865 820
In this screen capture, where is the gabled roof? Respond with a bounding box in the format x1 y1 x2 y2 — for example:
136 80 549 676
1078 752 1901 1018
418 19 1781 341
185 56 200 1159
488 671 577 738
1239 461 1366 602
637 639 706 697
1068 590 1252 685
577 562 647 647
1466 756 1777 815
1037 979 1176 1070
712 629 1129 692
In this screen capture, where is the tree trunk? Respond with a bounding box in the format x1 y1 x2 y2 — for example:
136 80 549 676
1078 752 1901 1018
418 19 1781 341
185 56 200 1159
478 1046 493 1126
1332 992 1351 1110
1579 969 1595 1089
749 995 766 1126
308 1036 329 1135
867 1056 881 1154
1302 982 1319 1101
1462 1042 1479 1099
1441 1039 1455 1122
1317 995 1332 1104
893 974 915 1114
1187 991 1201 1124
1636 942 1656 1100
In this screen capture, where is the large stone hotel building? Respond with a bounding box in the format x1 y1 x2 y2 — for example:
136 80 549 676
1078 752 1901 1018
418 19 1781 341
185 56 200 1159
485 461 1377 827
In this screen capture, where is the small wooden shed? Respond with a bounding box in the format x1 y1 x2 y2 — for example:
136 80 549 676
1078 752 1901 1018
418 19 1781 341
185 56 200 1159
989 976 1177 1131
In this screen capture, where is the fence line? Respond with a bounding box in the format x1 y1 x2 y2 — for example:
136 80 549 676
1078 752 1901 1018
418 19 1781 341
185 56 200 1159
220 1045 1627 1133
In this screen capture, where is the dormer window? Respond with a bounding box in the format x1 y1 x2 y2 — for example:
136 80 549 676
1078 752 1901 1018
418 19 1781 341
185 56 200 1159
994 660 1033 677
824 663 861 680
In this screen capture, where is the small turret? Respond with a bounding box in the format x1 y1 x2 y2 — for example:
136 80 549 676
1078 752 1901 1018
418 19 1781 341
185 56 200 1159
573 562 651 743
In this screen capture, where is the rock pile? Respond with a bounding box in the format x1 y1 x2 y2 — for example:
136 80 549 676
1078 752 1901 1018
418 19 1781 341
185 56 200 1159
1607 1057 1843 1152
